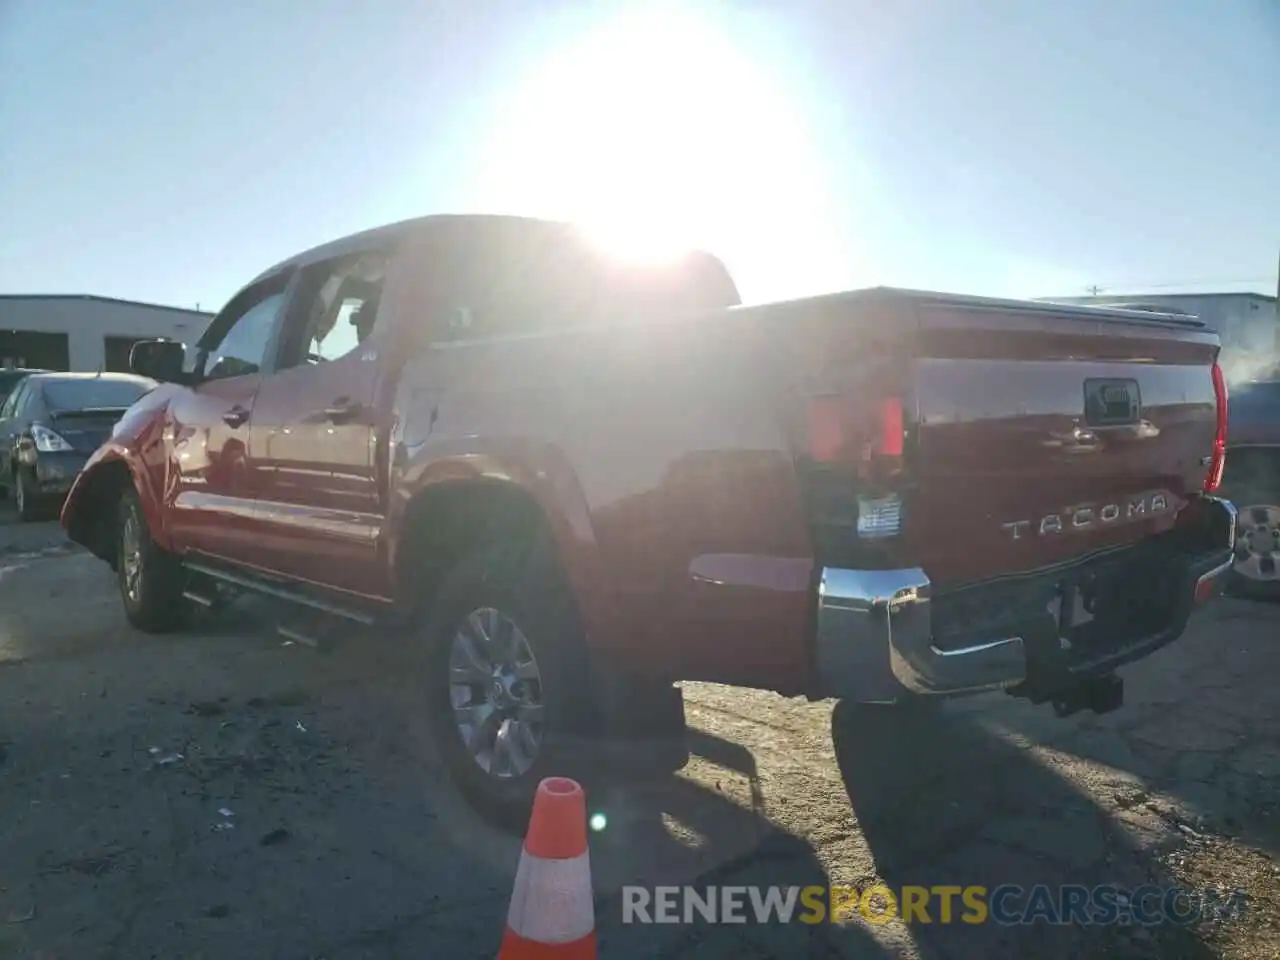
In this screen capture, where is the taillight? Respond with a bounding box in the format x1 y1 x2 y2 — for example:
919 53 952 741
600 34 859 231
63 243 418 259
805 392 907 540
1204 361 1227 493
806 394 906 466
877 396 905 457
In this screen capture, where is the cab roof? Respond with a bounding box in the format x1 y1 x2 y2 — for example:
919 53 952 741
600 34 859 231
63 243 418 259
251 215 577 285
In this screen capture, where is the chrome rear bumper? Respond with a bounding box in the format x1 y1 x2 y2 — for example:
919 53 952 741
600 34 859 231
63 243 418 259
814 497 1238 702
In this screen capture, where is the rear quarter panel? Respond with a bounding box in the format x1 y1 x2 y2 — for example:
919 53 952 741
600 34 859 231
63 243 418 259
390 315 816 691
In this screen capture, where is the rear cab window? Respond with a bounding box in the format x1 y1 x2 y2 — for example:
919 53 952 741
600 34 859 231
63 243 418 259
427 224 741 343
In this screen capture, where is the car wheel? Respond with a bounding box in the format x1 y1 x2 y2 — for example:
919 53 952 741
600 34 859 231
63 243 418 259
1223 461 1280 602
1230 502 1280 600
421 535 597 833
15 468 45 522
117 487 190 632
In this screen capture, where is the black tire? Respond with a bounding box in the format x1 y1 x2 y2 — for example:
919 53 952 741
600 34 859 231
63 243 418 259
1221 455 1280 602
421 535 597 833
116 487 191 632
14 468 46 522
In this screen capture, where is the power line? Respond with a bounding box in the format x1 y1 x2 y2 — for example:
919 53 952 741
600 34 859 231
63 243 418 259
1084 277 1274 292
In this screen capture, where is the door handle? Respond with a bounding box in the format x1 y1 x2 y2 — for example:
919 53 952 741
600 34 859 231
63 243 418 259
222 406 250 428
323 398 363 423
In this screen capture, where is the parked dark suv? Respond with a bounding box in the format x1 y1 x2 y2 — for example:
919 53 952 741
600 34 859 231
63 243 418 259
1222 370 1280 598
0 372 156 520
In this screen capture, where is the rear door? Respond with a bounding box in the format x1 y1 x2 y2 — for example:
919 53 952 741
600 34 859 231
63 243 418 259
907 301 1221 585
244 249 392 597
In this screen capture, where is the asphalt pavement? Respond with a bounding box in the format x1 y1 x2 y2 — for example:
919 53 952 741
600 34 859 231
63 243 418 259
0 504 1276 959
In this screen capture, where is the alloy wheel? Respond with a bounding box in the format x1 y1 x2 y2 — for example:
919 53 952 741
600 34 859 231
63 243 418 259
448 606 546 779
1234 504 1280 582
121 512 144 603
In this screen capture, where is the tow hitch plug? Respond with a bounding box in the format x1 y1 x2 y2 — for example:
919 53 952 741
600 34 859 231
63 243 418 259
1051 673 1124 718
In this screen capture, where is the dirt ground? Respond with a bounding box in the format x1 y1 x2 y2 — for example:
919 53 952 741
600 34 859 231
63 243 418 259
0 505 1276 959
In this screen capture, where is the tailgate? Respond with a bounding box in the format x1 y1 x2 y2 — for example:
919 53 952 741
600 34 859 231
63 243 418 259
906 300 1221 585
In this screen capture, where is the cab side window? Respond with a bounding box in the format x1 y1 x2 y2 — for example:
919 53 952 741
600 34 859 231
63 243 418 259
203 290 288 381
277 252 389 369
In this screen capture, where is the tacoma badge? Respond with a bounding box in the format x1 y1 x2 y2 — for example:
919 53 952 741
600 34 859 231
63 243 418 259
1001 492 1172 540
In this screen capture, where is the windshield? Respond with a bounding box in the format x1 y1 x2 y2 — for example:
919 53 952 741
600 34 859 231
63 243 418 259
41 378 153 412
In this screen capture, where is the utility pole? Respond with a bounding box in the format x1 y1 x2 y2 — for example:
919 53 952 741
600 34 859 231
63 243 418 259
1086 284 1103 296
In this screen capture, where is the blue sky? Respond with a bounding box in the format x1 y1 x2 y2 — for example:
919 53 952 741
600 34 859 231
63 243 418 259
1 0 1277 310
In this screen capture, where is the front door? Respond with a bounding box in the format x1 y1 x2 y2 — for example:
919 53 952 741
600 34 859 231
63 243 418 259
165 277 291 564
245 251 389 597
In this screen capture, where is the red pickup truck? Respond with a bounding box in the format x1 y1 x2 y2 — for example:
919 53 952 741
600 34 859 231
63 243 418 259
61 215 1237 827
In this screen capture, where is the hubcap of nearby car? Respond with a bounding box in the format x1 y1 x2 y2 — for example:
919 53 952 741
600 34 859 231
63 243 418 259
1235 504 1280 581
122 514 143 602
449 606 545 779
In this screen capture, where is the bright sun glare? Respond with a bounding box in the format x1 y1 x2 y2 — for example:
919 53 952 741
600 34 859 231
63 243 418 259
472 6 848 292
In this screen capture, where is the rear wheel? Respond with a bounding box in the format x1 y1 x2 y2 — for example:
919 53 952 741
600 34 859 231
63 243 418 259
421 536 597 832
116 488 190 632
1222 456 1280 601
15 468 46 522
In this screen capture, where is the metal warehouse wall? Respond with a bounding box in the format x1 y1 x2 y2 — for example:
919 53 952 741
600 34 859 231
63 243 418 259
0 296 212 372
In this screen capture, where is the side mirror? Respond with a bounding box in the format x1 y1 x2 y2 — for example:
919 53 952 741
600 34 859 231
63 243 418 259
129 339 187 383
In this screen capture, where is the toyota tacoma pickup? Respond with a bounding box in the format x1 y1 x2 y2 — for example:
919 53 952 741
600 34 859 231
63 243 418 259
60 214 1237 827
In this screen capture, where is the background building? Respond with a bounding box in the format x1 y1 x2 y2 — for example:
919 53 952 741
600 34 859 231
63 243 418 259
0 295 213 373
1040 292 1280 383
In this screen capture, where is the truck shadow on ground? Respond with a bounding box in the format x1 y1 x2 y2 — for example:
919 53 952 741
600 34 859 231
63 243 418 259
831 698 1223 960
404 725 898 960
584 727 899 958
998 597 1280 863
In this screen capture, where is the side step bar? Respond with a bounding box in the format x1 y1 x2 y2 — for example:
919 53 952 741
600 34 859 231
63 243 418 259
182 588 217 609
184 559 380 626
277 623 322 649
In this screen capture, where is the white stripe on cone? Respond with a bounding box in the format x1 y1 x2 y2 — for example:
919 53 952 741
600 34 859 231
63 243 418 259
505 848 594 944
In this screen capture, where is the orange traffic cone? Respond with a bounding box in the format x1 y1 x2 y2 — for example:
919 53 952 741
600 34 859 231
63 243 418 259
498 777 596 959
